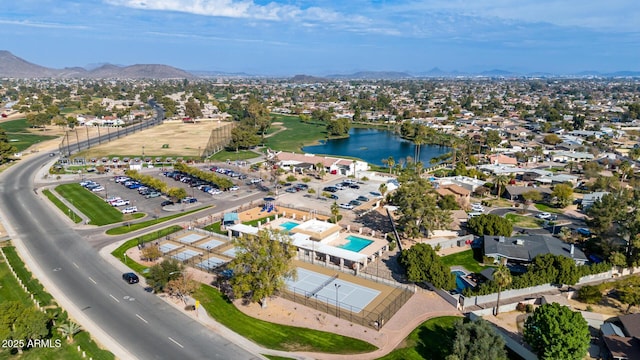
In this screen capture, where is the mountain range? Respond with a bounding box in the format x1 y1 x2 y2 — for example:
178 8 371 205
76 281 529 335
1 50 639 79
0 50 195 79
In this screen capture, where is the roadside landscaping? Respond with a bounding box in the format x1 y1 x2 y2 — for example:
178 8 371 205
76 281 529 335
378 316 460 360
208 150 259 162
43 189 82 224
1 245 114 360
105 206 211 235
55 183 144 225
194 285 377 354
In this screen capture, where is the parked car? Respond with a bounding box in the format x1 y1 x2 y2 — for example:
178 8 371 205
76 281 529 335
576 228 592 236
112 199 131 207
161 200 174 207
285 187 297 193
370 191 383 198
349 200 362 206
145 192 162 198
208 189 222 195
91 186 105 192
181 197 197 203
338 203 354 210
122 272 139 284
356 196 369 202
349 184 360 189
471 204 485 212
229 186 239 191
329 194 339 200
536 212 552 219
323 186 338 193
121 206 138 214
334 184 345 190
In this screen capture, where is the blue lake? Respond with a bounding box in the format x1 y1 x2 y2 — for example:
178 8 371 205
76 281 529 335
302 128 450 167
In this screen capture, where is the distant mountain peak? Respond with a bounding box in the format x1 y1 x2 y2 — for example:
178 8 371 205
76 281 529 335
0 50 195 79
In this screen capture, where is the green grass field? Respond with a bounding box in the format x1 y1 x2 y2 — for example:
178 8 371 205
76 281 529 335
208 150 260 162
42 189 82 223
0 119 57 152
105 206 210 235
263 115 328 152
505 213 543 228
534 203 563 213
54 183 133 226
378 316 461 360
3 246 53 306
195 285 377 353
0 246 114 360
441 249 490 273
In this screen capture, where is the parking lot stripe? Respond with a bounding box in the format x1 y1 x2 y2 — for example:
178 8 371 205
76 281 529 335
168 337 184 348
109 294 120 303
88 277 97 284
135 314 148 324
72 262 79 269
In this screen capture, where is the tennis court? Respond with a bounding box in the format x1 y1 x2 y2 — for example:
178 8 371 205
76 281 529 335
195 256 228 271
178 233 205 244
198 239 224 250
159 243 180 254
286 267 380 312
172 249 202 262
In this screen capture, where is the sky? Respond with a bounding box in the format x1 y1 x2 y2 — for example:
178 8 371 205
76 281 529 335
1 0 639 75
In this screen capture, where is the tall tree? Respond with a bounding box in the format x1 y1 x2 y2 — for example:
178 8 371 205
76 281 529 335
229 229 297 308
523 303 590 360
392 176 452 238
400 243 455 289
146 259 183 293
0 128 17 163
493 175 509 197
493 265 512 316
447 318 507 360
552 183 574 208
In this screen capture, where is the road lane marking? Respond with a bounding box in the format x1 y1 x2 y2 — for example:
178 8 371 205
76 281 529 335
109 294 120 303
72 262 79 269
135 314 148 324
88 277 97 284
168 337 184 348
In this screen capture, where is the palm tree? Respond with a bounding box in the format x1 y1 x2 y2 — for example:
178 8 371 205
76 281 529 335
58 321 82 343
494 174 509 198
387 156 395 174
493 264 512 316
330 202 340 223
379 183 388 198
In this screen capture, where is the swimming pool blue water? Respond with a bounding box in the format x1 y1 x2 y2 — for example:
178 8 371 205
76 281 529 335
280 221 300 231
338 236 374 252
452 270 473 292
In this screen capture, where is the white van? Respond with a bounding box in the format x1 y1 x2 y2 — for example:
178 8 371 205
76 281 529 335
468 212 483 218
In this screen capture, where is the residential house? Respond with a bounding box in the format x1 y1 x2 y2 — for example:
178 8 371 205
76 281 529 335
550 151 594 163
503 185 553 202
434 184 471 208
602 313 640 360
581 191 609 210
483 234 588 265
489 154 518 166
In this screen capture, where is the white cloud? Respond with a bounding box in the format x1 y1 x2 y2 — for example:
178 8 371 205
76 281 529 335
146 31 289 46
0 19 89 30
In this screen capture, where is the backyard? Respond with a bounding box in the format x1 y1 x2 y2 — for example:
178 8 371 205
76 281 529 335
441 249 490 274
505 213 543 229
378 316 460 360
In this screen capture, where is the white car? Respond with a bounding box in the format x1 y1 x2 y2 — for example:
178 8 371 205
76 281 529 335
106 196 121 203
121 206 138 214
471 204 485 212
229 186 239 191
112 199 130 207
91 186 104 192
338 203 354 210
536 212 552 219
250 178 262 184
208 189 222 195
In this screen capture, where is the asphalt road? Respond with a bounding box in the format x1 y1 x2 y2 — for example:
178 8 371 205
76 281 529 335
0 153 262 359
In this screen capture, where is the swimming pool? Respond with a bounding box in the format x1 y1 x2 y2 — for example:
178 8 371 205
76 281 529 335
280 221 300 231
338 235 374 252
452 270 474 292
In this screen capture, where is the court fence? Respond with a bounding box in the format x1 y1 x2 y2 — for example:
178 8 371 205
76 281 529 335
279 284 413 330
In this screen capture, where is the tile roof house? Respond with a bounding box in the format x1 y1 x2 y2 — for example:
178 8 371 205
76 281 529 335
489 154 518 166
483 234 588 265
435 184 471 208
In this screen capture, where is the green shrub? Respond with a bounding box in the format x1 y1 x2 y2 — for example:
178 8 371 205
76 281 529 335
467 214 513 237
525 304 534 313
577 285 602 304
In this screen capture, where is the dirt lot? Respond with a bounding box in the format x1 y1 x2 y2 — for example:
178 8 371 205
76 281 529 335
76 120 229 158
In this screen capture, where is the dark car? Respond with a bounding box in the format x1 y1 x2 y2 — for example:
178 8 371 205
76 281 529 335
329 194 339 200
161 200 174 206
122 272 139 284
323 186 338 193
